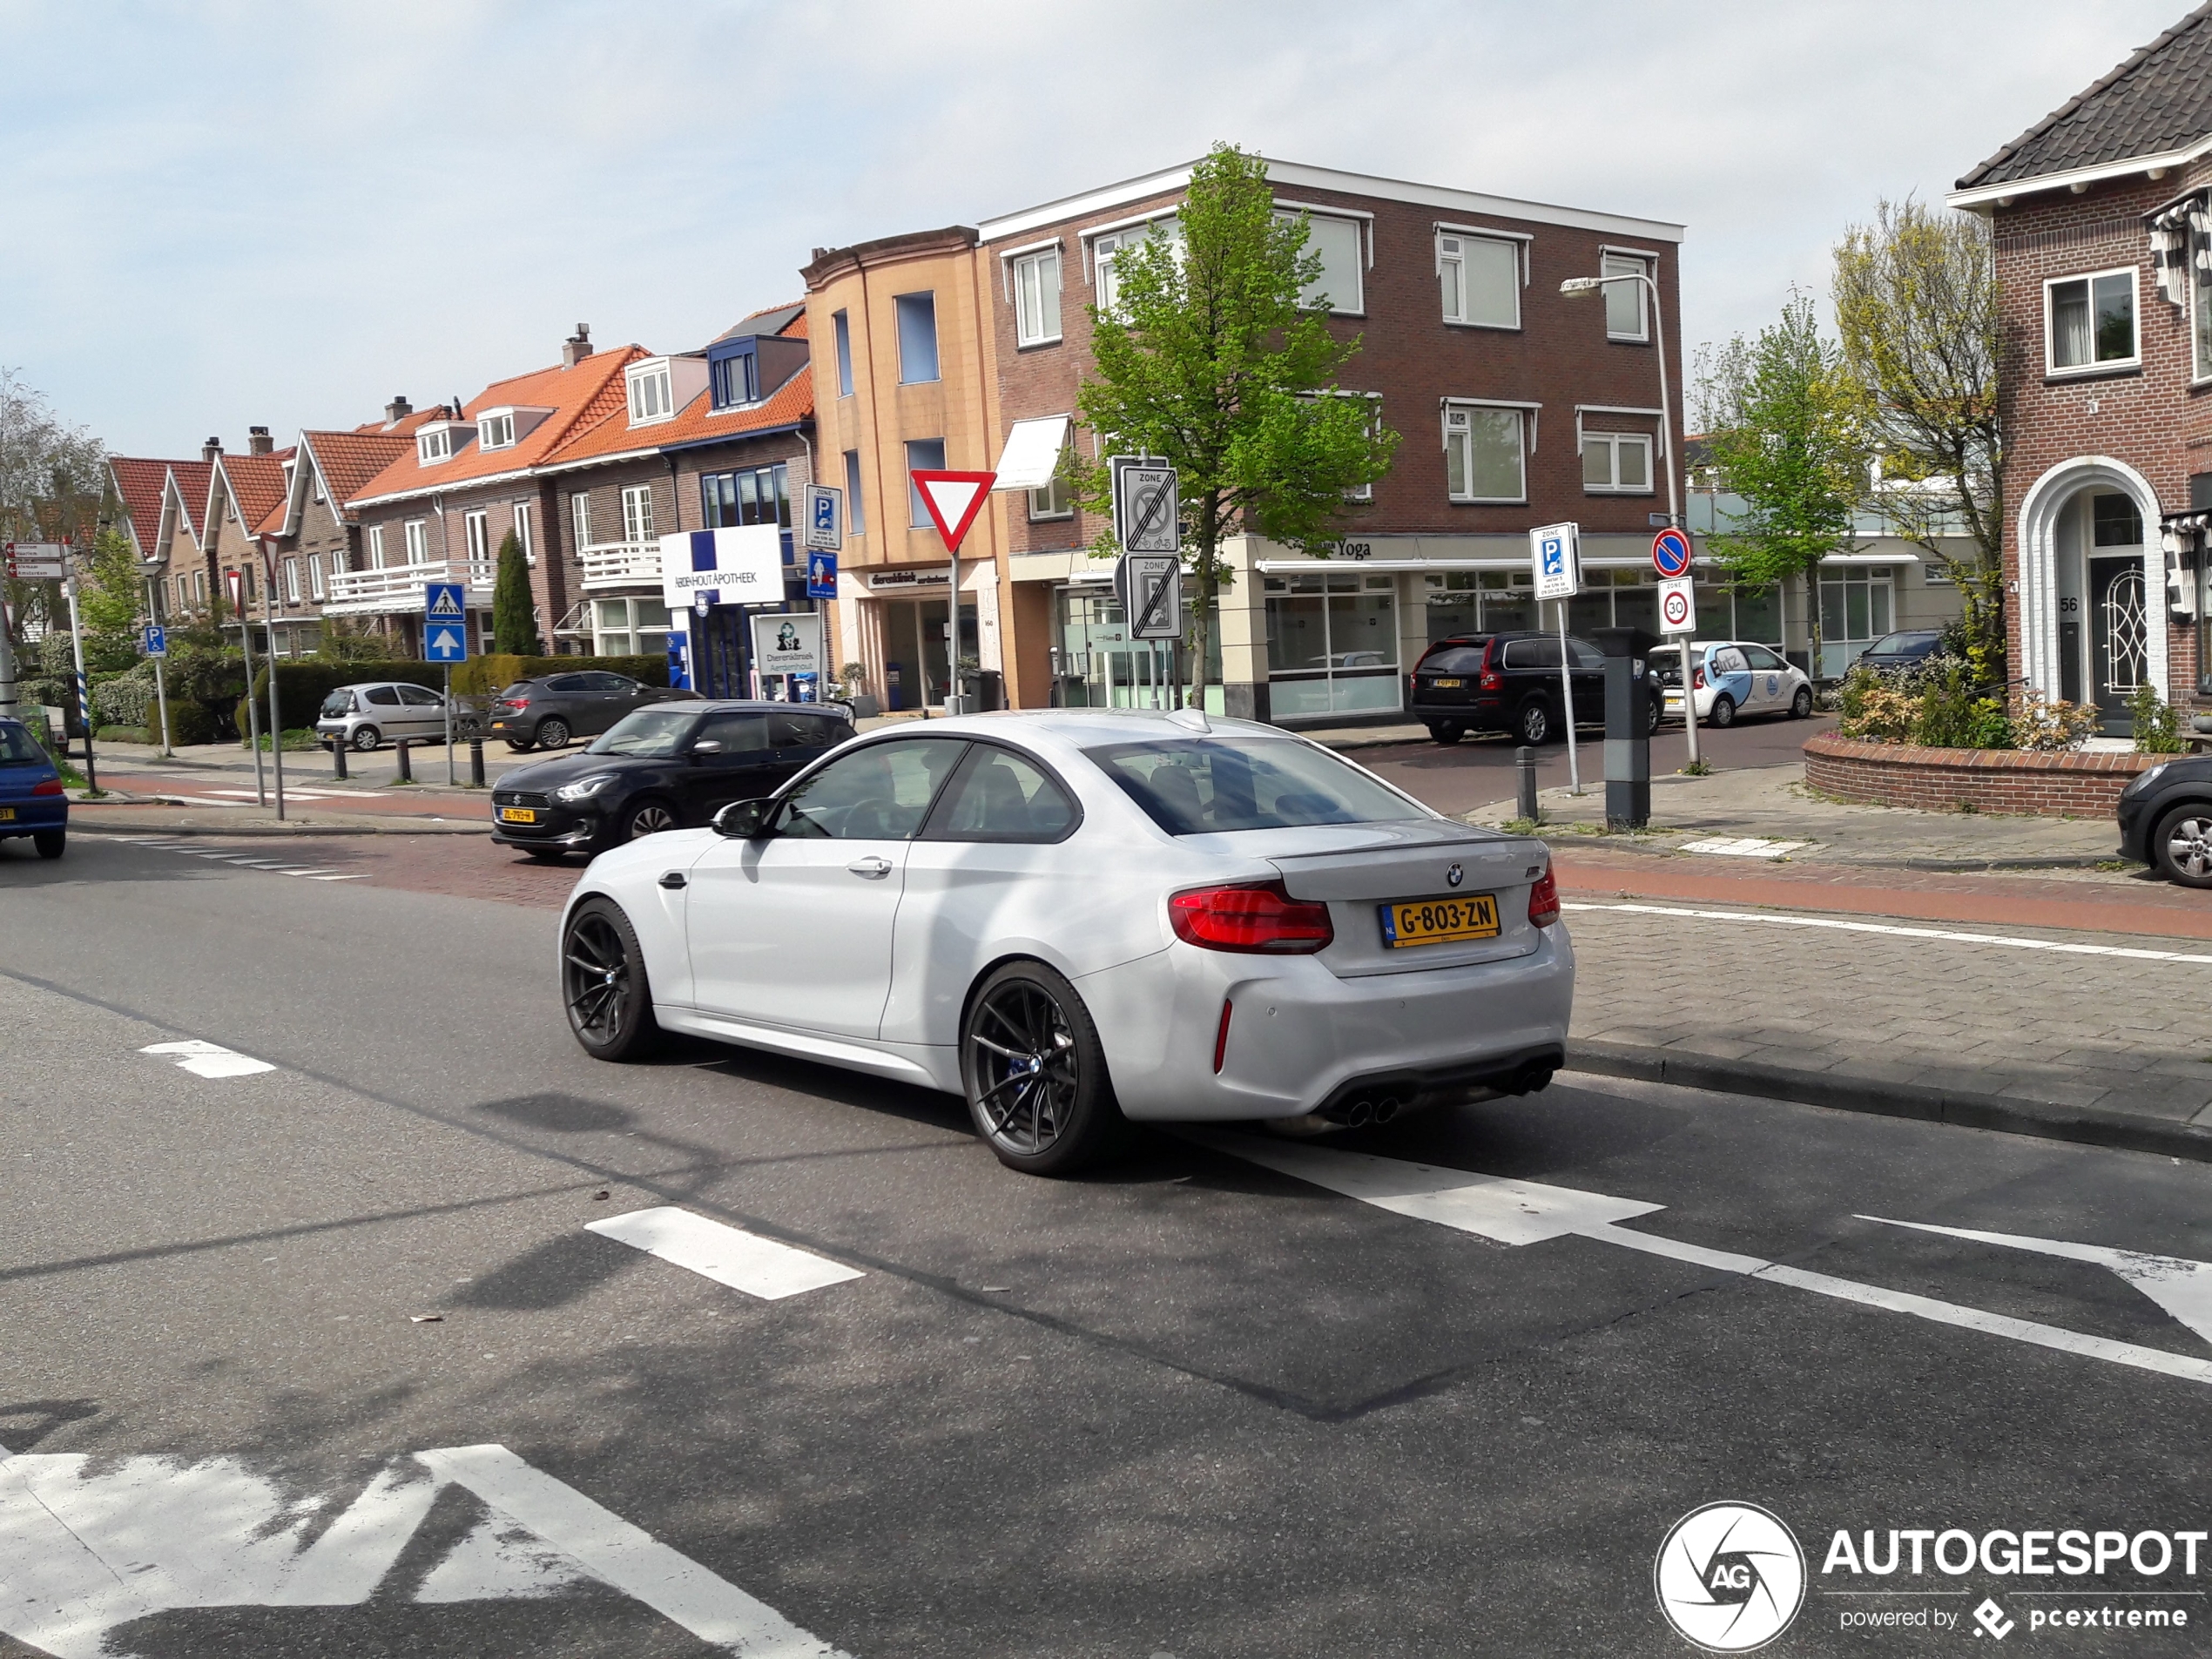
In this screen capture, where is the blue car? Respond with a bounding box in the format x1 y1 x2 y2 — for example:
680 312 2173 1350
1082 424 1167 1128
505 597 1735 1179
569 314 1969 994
0 717 68 859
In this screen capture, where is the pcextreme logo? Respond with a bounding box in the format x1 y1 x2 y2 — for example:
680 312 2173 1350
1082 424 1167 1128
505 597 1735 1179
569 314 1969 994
1655 1502 1808 1652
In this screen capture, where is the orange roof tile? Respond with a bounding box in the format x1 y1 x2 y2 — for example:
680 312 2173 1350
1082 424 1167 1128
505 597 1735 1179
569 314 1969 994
106 457 176 556
540 364 814 470
212 449 294 542
165 460 214 543
300 430 412 522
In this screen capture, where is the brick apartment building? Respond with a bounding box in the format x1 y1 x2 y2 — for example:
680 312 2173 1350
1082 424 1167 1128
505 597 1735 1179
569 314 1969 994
1949 3 2212 734
808 157 1687 722
199 429 300 652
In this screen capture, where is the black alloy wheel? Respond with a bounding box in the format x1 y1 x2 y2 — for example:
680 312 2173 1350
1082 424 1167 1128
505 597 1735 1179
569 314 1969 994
536 717 572 750
1428 722 1465 745
561 898 659 1060
1644 694 1663 738
961 961 1124 1175
624 798 679 840
1791 685 1815 719
2155 804 2212 888
351 725 381 752
1515 698 1552 745
1709 695 1737 729
32 829 64 860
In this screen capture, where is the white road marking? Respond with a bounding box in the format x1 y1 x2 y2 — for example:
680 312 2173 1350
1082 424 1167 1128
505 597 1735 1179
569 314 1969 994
1678 836 1809 857
1561 900 2212 965
124 841 357 880
308 873 369 881
0 1442 847 1658
139 1039 275 1079
1192 1133 2212 1389
587 1206 865 1301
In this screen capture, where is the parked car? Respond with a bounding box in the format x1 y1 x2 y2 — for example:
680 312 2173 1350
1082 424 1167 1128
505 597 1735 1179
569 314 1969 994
489 671 694 752
1407 631 1662 745
2116 754 2212 888
0 717 67 859
1649 640 1813 728
314 682 454 752
1855 631 1946 675
492 701 854 859
556 709 1573 1175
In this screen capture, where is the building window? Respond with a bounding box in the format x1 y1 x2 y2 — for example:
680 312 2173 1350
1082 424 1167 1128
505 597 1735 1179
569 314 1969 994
2191 205 2212 382
1028 473 1072 520
700 465 790 529
844 450 867 534
571 491 593 552
1602 252 1651 341
1264 570 1400 718
711 350 759 410
280 558 298 603
627 363 674 423
1092 219 1179 316
2047 268 2138 372
1013 247 1062 347
464 509 489 563
309 554 326 601
833 309 854 397
368 525 386 570
512 501 534 564
1444 406 1527 502
478 412 516 449
1817 566 1897 679
906 438 948 526
417 427 455 464
193 570 206 605
592 596 671 660
895 293 940 383
1280 211 1365 314
403 520 428 564
1581 432 1653 494
620 484 656 544
1439 232 1519 328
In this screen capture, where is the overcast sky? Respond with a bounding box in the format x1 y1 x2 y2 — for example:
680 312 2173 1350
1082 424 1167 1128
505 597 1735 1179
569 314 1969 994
0 0 2188 457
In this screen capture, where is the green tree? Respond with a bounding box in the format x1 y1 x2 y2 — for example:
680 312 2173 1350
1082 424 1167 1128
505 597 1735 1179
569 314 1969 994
1832 199 2005 685
490 529 541 655
1073 143 1398 708
77 525 145 674
1696 290 1869 679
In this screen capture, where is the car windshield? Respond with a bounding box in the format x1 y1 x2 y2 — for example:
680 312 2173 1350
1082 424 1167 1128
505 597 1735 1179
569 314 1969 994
1086 737 1431 835
1870 632 1938 655
320 691 353 717
587 708 698 758
0 724 43 765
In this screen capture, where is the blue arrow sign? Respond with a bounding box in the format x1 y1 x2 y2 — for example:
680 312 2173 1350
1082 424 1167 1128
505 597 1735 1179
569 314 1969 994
423 582 469 662
806 550 838 600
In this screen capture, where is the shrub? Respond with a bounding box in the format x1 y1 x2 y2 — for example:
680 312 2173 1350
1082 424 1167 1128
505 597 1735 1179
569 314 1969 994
238 661 448 737
1911 658 2006 749
2127 685 2187 754
449 652 670 698
1837 666 1919 742
2013 689 2101 752
91 663 158 730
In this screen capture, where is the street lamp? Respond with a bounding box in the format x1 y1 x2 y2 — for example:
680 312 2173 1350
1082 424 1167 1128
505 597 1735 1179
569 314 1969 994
1561 270 1701 767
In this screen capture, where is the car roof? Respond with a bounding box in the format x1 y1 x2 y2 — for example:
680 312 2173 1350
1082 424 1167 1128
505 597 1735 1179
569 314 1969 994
672 699 848 716
852 708 1285 746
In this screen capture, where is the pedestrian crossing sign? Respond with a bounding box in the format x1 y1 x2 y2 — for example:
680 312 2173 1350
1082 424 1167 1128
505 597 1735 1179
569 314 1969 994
423 582 468 662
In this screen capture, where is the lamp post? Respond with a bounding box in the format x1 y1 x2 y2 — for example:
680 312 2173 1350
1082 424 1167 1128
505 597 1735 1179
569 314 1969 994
1561 270 1701 767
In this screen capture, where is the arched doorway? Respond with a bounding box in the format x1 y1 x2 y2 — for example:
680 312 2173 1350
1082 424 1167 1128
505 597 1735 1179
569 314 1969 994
2013 456 2166 734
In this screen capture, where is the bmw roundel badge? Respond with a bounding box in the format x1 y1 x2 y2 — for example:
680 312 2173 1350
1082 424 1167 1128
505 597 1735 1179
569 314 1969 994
1447 863 1464 887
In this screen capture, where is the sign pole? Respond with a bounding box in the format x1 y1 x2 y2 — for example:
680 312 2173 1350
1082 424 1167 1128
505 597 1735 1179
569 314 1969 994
1557 599 1580 795
0 570 19 718
263 556 287 822
444 663 455 785
232 574 266 807
63 572 98 796
144 579 173 757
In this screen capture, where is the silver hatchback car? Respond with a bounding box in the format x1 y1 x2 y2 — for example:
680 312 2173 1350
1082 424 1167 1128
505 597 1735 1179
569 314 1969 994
316 682 454 752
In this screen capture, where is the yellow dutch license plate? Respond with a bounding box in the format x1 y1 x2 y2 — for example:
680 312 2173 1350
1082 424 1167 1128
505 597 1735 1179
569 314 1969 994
0 807 14 821
1379 894 1500 948
499 806 537 825
1428 678 1463 689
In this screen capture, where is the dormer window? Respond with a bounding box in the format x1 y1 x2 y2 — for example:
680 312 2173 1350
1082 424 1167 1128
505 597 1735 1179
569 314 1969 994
629 363 674 424
416 422 473 464
479 412 516 449
711 350 759 412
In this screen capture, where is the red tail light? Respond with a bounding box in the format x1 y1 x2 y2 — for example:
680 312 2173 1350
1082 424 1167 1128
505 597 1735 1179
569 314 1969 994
31 779 64 797
1479 669 1503 691
1169 881 1333 954
1691 669 1705 690
1527 867 1560 928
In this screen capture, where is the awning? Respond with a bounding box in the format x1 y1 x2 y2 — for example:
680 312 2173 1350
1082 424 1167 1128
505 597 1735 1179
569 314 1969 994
993 415 1070 492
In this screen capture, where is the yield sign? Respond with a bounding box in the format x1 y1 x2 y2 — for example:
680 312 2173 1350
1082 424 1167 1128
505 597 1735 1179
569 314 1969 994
910 469 995 553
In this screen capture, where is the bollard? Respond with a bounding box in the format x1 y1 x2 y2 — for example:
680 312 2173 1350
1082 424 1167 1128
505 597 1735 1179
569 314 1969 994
331 739 347 782
469 737 485 789
395 738 413 785
1515 745 1541 825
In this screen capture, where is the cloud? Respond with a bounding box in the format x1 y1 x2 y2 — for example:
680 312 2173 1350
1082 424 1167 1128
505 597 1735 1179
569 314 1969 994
0 0 2186 452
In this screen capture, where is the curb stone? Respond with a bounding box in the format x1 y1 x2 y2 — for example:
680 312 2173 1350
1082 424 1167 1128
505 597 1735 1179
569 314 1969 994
1568 1039 2212 1164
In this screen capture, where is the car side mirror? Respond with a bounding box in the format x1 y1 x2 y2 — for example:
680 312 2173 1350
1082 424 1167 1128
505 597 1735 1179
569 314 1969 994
691 739 723 755
712 798 772 839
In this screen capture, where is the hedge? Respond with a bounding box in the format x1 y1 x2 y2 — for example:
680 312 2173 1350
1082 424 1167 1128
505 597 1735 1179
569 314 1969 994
238 661 449 737
451 653 670 697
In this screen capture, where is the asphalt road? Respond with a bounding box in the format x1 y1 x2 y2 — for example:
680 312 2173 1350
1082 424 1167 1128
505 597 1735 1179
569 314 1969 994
4 836 2209 1657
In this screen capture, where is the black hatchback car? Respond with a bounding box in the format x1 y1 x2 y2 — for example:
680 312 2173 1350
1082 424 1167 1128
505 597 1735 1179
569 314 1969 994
490 701 854 859
1854 631 1946 674
1407 631 1661 745
489 670 696 752
2116 752 2212 887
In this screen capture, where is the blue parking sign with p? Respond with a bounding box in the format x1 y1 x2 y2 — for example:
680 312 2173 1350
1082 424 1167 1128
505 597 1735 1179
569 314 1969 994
1542 537 1564 577
142 624 166 658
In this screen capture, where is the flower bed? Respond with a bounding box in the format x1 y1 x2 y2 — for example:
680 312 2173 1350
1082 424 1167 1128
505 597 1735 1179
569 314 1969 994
1803 734 2162 818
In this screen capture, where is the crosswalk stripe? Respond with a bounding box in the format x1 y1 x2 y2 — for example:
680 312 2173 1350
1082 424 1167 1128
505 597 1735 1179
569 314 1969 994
1560 900 2212 965
586 1207 864 1301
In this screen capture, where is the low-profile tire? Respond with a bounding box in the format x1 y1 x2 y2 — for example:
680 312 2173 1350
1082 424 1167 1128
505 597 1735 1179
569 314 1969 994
1427 722 1465 745
2153 803 2212 888
620 796 680 841
506 738 536 754
535 717 571 751
1708 695 1737 730
1514 698 1553 745
351 725 381 752
1791 685 1815 719
1644 695 1663 738
561 897 660 1061
961 961 1126 1176
32 829 64 860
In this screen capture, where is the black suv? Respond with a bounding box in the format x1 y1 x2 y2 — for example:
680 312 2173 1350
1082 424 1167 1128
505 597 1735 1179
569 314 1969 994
489 671 696 752
1407 631 1662 745
490 701 853 858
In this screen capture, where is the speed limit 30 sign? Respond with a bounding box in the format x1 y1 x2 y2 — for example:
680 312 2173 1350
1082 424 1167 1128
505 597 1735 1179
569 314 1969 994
1659 576 1696 635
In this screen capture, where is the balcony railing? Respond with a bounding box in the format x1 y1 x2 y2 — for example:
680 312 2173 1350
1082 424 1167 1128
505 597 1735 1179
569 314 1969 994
579 540 663 590
321 558 495 616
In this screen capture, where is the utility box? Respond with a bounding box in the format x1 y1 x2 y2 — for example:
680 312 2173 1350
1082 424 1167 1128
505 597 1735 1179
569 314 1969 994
1590 624 1659 830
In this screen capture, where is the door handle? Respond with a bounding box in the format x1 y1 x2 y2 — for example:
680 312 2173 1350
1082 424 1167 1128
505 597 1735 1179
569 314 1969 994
658 871 687 889
846 856 894 879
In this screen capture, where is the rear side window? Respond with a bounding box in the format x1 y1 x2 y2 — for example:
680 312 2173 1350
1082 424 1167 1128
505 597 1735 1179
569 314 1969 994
776 738 967 840
695 712 772 752
365 686 402 706
1420 646 1486 675
768 711 842 750
925 746 1078 843
1087 738 1429 835
1567 640 1604 669
546 674 590 693
0 724 42 764
1502 639 1561 670
1743 644 1786 671
1710 646 1750 675
398 685 442 706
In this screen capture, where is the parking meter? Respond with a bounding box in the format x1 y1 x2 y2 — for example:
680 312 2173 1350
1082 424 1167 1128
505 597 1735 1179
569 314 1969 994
1590 624 1660 830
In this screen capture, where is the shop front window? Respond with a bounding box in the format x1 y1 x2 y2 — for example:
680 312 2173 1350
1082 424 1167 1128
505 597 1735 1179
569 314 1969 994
1816 566 1895 678
1264 572 1399 718
1052 584 1220 711
592 596 671 659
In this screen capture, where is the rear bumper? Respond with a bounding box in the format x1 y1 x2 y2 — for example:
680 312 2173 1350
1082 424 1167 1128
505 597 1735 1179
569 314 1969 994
1406 698 1507 729
0 802 67 836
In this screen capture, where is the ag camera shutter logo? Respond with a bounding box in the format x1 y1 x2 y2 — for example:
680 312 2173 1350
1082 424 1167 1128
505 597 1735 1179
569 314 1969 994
1655 1502 1806 1651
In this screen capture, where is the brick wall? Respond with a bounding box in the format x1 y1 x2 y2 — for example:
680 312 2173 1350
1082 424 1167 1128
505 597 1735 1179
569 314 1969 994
1804 732 2161 817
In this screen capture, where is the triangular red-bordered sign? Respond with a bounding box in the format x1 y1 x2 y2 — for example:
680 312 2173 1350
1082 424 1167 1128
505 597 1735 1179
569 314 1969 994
910 469 996 553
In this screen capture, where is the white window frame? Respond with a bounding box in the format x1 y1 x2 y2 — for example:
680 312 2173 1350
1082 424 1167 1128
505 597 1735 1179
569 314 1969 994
570 491 592 552
478 411 516 449
464 509 489 563
1274 204 1370 316
1442 401 1532 505
1028 473 1073 521
1600 249 1656 342
368 524 386 570
309 553 327 601
1089 214 1181 316
283 557 300 603
403 519 428 564
2195 205 2212 383
1581 431 1655 495
1010 245 1062 347
1436 226 1527 330
513 500 535 565
2044 266 2141 376
627 363 675 425
621 483 656 544
417 428 452 464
